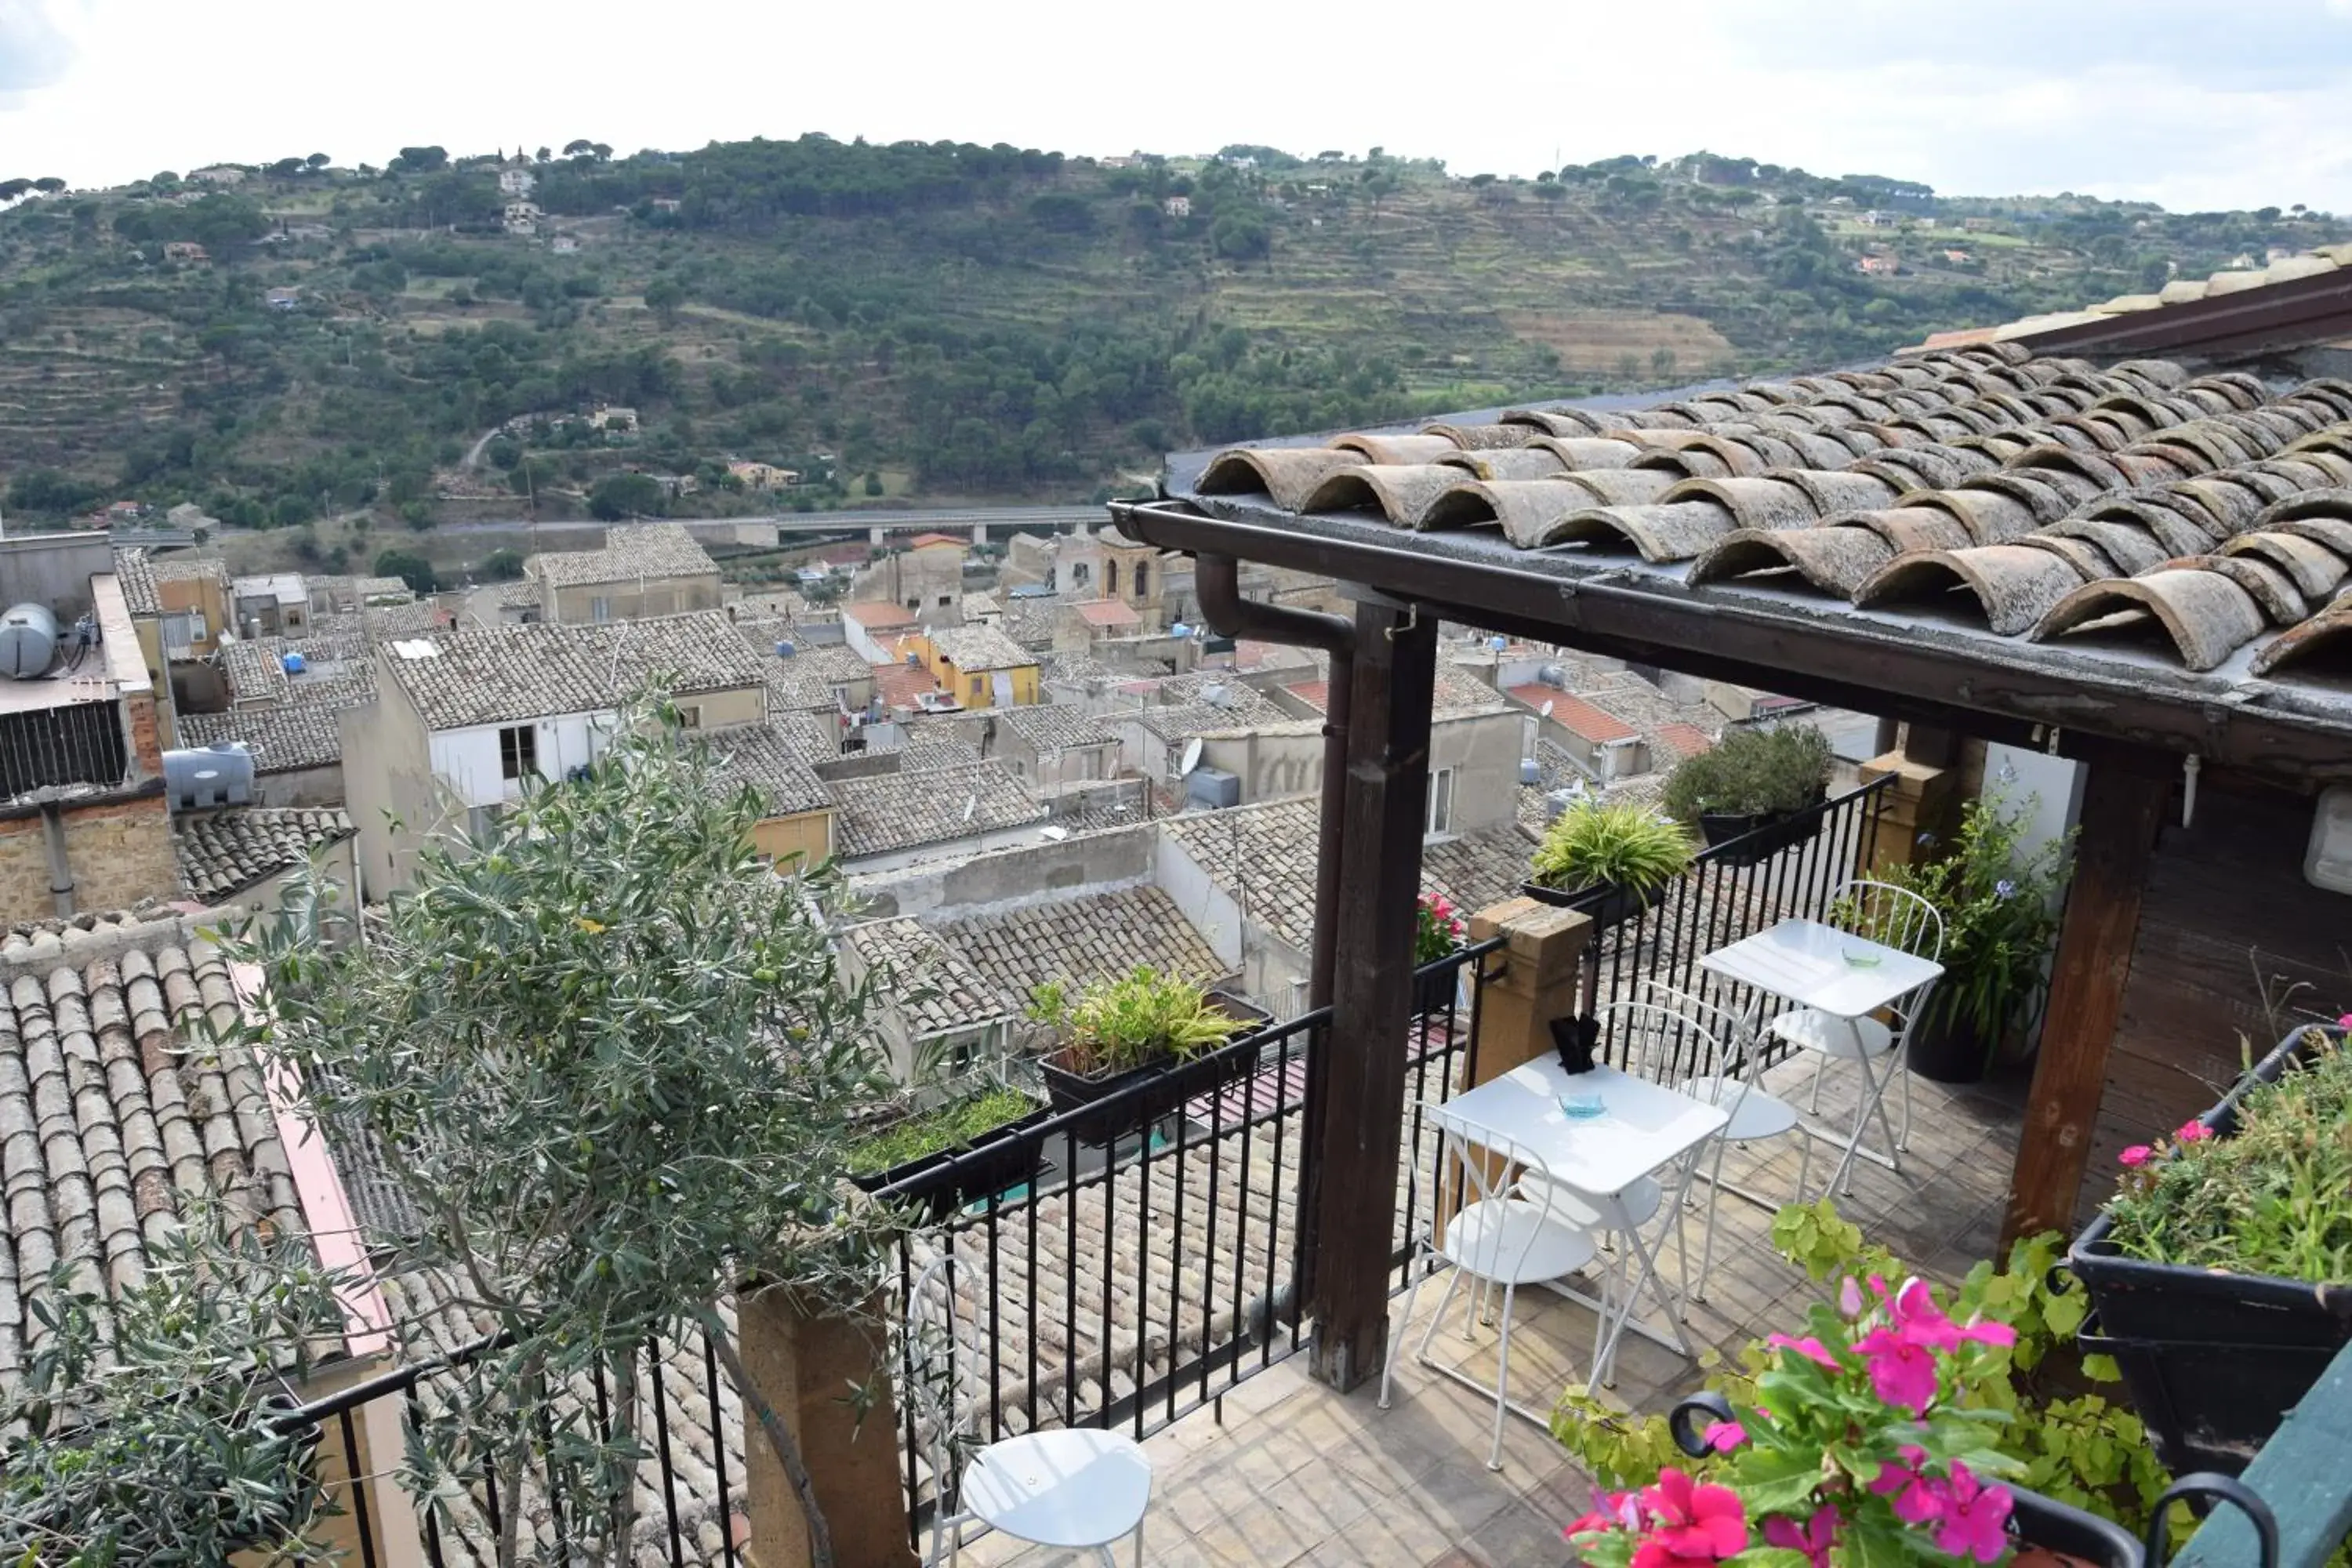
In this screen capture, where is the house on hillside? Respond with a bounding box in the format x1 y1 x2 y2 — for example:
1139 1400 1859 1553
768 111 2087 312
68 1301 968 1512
727 460 800 492
163 241 209 264
503 201 542 235
523 521 720 623
1164 195 1192 218
499 165 537 197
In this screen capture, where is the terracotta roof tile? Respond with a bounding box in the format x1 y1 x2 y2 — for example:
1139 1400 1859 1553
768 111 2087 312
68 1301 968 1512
927 624 1036 673
381 612 765 731
826 760 1046 858
173 807 354 903
935 887 1225 1011
1506 685 1638 743
112 549 160 619
1075 598 1141 629
526 521 717 589
703 723 833 818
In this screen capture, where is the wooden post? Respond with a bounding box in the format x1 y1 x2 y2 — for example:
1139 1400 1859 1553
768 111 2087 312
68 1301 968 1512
2001 760 2169 1246
1464 897 1592 1091
739 1286 916 1568
1304 598 1436 1393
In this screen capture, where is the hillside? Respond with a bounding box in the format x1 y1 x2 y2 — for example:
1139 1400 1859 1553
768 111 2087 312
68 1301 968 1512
2 138 2344 537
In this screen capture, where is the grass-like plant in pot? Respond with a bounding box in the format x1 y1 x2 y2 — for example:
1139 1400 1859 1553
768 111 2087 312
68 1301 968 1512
1662 724 1833 860
1029 966 1253 1138
847 1086 1044 1179
1527 798 1694 926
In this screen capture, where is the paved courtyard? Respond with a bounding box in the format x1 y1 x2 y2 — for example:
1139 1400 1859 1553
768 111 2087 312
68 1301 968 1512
952 1057 2027 1567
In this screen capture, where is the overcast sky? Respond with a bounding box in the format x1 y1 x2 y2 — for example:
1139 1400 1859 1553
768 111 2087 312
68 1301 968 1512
8 0 2352 212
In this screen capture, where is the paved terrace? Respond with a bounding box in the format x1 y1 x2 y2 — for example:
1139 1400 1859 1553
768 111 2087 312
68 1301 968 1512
955 1058 2025 1568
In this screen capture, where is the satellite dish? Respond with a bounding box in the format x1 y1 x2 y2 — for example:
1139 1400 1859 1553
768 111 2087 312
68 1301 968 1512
1540 700 1555 719
1179 737 1204 776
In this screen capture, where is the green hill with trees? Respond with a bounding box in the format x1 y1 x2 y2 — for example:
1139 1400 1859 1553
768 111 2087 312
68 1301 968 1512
1 137 2342 534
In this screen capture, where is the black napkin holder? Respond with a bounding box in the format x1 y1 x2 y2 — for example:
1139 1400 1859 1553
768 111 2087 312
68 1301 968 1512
1550 1013 1599 1076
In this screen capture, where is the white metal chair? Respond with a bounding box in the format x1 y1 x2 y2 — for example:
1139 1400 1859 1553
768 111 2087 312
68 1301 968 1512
1645 983 1815 1304
906 1255 1151 1568
1768 879 1944 1192
1380 1102 1601 1469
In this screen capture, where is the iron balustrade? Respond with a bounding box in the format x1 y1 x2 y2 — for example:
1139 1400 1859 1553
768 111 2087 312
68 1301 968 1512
878 938 1499 1537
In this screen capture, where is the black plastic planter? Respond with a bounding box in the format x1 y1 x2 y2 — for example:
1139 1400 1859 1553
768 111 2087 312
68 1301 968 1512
1904 1008 1993 1086
1697 797 1826 868
2068 1025 2352 1477
1040 992 1272 1144
1522 877 1644 929
849 1102 1053 1220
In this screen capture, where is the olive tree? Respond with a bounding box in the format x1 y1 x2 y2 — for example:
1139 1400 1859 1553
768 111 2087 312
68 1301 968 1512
228 701 898 1566
0 1212 352 1565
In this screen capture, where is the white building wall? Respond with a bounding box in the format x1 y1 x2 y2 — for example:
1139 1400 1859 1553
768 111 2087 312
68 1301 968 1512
428 710 614 806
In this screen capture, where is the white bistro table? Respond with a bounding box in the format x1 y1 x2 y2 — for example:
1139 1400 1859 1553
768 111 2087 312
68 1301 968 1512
1698 917 1945 1191
1441 1058 1728 1377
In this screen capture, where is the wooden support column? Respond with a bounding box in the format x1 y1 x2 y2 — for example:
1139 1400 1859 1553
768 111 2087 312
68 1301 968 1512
1305 598 1436 1393
2001 760 2169 1246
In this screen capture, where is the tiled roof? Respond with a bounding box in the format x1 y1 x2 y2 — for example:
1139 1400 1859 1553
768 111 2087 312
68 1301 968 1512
381 612 766 731
992 702 1117 751
764 641 873 712
1290 669 1499 717
873 661 942 711
927 623 1036 673
898 736 985 771
173 807 354 903
961 591 1001 619
0 916 301 1386
769 710 844 762
1074 598 1141 629
176 706 350 774
354 575 414 603
826 759 1047 858
220 637 290 705
906 532 967 550
1000 599 1062 648
840 917 1014 1037
113 548 160 618
1165 798 1532 955
526 521 716 588
842 601 917 630
1284 680 1329 710
1932 245 2352 350
1653 722 1719 762
703 723 833 819
934 887 1225 1011
151 554 229 586
1170 347 2352 724
1508 685 1639 743
362 601 444 639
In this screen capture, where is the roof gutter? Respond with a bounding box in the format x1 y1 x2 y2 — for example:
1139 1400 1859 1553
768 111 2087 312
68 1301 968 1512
1118 504 1355 1008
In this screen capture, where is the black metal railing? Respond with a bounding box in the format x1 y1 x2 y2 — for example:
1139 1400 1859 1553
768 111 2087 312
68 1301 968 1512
273 1323 741 1568
1582 775 1893 1077
877 938 1498 1534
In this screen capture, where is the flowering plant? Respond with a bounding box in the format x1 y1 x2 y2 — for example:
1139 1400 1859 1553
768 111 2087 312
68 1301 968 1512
1564 1272 2025 1568
1414 891 1468 965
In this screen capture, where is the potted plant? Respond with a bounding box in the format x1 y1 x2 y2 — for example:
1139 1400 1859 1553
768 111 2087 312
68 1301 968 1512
1526 797 1694 927
1876 795 2071 1084
1029 967 1268 1141
2068 1018 2352 1478
847 1085 1051 1218
1413 891 1468 1017
1662 724 1834 865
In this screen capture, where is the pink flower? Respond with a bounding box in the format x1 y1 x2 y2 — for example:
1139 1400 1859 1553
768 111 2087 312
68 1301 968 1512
1869 1446 1942 1526
1634 1470 1748 1566
1853 1327 1940 1412
1700 1420 1747 1453
1930 1462 2014 1564
1762 1506 1841 1568
1765 1333 1842 1370
1838 1275 1867 1318
1565 1488 1644 1541
2175 1120 2213 1144
2338 1013 2351 1031
2118 1145 2154 1167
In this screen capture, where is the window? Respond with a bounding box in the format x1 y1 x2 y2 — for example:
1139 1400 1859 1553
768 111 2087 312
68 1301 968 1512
499 724 538 781
938 593 953 608
1425 767 1455 837
906 597 920 612
589 597 610 622
970 677 985 699
1105 560 1119 595
677 705 702 729
1134 561 1149 598
1070 562 1091 587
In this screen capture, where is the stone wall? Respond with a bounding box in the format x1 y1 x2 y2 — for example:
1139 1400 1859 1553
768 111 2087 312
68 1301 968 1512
0 794 178 920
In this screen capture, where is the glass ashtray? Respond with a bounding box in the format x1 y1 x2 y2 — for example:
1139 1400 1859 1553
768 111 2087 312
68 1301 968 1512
1558 1093 1607 1120
1841 946 1883 967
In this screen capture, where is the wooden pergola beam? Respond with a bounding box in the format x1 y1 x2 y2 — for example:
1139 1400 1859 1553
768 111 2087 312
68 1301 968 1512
1304 598 1436 1392
2002 759 2171 1244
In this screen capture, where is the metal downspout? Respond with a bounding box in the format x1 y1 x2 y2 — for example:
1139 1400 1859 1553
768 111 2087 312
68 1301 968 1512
1183 547 1355 1008
40 801 75 919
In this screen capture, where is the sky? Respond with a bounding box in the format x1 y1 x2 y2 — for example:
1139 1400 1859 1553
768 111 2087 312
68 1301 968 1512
8 0 2352 212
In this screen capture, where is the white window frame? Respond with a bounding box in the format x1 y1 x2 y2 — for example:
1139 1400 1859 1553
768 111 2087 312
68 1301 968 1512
1425 766 1455 837
590 596 611 622
499 724 538 781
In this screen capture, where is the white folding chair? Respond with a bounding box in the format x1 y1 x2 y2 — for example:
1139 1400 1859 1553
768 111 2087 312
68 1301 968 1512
1768 878 1944 1192
906 1255 1151 1568
1379 1103 1601 1469
1643 982 1815 1305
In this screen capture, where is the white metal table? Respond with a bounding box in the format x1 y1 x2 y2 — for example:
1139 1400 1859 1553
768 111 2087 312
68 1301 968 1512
1440 1059 1729 1377
1698 917 1944 1192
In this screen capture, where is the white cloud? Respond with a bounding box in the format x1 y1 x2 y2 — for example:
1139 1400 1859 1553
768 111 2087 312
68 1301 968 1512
5 0 2352 210
0 0 77 105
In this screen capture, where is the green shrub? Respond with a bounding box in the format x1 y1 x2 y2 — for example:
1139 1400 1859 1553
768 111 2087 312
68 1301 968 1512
2103 1025 2352 1282
1660 723 1831 822
1529 799 1693 902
